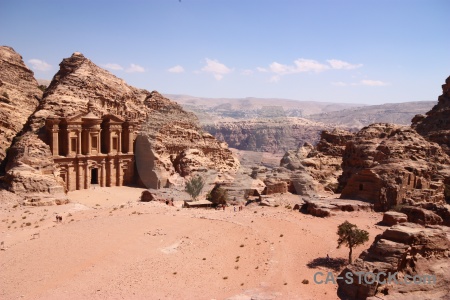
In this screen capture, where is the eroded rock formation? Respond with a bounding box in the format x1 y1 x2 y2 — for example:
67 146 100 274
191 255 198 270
0 46 42 166
339 123 449 211
412 76 450 155
337 222 450 300
203 118 337 153
2 51 239 202
281 129 354 194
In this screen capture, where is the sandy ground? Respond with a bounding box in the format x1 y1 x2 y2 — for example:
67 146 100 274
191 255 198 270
0 187 385 300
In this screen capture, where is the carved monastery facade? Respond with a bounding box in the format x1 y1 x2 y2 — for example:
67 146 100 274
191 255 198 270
45 105 136 192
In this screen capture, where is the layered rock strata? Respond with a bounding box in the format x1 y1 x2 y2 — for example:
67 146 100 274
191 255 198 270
339 123 449 211
281 129 354 194
0 46 41 166
2 52 239 202
203 118 337 153
412 76 450 155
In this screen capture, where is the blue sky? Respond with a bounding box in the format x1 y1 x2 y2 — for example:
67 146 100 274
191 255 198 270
1 0 448 104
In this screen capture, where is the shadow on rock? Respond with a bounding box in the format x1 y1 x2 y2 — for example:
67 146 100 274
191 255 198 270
306 257 348 272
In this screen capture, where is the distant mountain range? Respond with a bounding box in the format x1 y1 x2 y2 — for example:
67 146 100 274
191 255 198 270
165 94 436 152
166 94 435 128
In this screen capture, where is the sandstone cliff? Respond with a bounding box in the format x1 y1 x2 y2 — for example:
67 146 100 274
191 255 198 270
203 118 338 153
412 76 450 155
3 52 239 200
339 123 450 211
0 46 41 167
280 129 354 194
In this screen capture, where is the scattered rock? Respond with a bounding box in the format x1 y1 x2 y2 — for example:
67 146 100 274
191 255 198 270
382 211 408 226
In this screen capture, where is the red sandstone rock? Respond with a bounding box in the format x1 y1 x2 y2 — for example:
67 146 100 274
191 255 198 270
339 123 449 211
0 46 41 165
338 222 450 299
2 51 239 201
382 211 408 226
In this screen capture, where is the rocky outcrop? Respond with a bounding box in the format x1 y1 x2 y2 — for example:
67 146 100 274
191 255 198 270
0 46 41 167
412 76 450 155
400 206 443 226
281 129 354 193
382 211 408 226
337 222 450 300
300 198 372 217
339 123 450 211
3 51 239 200
203 118 337 153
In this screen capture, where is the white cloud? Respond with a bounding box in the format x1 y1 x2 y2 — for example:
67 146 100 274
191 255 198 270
361 79 389 86
28 59 52 71
104 63 124 70
294 59 329 73
269 59 329 75
168 65 185 73
256 67 268 73
331 81 348 87
201 58 232 80
327 59 363 70
126 64 145 73
263 58 362 81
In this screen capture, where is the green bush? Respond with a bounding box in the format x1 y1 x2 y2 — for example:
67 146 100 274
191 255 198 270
185 176 205 201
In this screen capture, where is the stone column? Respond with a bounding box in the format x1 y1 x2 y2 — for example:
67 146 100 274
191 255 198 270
100 160 106 187
108 159 114 187
118 130 122 153
117 159 123 187
128 129 134 154
77 130 82 155
87 131 91 155
77 161 84 190
51 128 59 156
66 165 71 192
67 130 72 156
85 163 89 189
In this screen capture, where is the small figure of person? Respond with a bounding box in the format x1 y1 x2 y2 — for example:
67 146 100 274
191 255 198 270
56 215 59 223
326 254 330 263
234 206 236 212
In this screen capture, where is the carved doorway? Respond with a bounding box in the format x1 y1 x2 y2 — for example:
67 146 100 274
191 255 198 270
91 168 99 185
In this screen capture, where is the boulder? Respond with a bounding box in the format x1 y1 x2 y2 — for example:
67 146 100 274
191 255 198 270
382 211 408 226
400 206 443 226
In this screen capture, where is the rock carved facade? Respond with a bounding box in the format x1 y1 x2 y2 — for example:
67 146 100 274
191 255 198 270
45 101 136 191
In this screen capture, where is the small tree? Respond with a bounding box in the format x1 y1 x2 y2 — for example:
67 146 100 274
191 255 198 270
185 176 205 201
337 220 369 264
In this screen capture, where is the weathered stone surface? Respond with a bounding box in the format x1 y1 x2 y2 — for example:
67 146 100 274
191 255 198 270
203 117 337 153
339 123 450 211
281 129 354 194
3 52 239 198
0 46 41 166
338 223 450 300
382 211 408 226
400 206 443 226
412 75 450 156
418 202 450 226
300 198 372 217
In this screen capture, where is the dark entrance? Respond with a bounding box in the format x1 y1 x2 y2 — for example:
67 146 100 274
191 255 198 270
91 168 99 185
